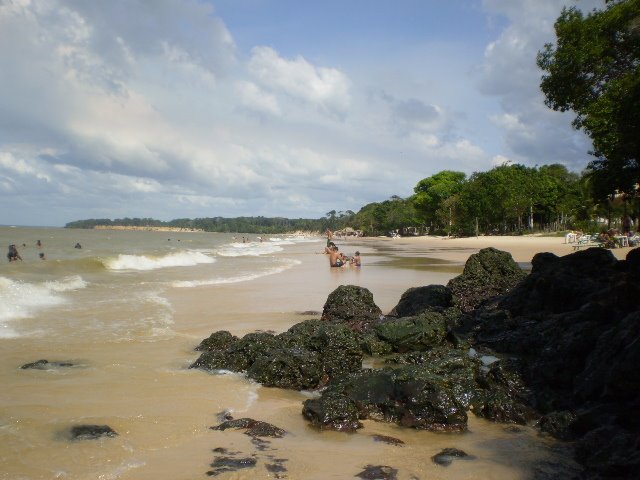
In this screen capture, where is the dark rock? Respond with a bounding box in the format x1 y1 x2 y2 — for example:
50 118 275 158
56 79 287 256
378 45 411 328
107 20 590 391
626 247 640 278
573 310 640 403
498 247 620 316
387 285 453 317
355 465 398 480
21 359 76 370
303 365 468 432
265 458 288 474
216 410 234 422
431 448 475 466
373 312 448 352
211 418 286 438
371 434 404 446
447 247 526 313
206 456 257 476
360 332 394 356
472 359 536 424
321 285 382 332
574 426 640 479
539 411 578 440
69 424 118 440
192 320 363 390
302 391 362 431
195 330 237 352
247 347 323 390
471 248 640 478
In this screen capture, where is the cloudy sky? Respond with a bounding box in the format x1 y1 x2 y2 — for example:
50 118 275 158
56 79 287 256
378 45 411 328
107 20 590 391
1 0 600 227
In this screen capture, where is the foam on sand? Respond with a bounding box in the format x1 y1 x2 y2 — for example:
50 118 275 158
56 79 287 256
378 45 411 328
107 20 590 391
0 275 88 338
171 260 301 288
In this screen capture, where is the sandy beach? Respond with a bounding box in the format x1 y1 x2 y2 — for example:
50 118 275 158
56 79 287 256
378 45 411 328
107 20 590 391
361 234 631 263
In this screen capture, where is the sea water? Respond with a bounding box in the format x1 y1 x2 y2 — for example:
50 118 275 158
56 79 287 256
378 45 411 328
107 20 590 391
0 226 579 479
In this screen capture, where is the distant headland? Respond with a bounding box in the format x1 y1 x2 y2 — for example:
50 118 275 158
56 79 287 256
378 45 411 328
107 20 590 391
93 225 203 232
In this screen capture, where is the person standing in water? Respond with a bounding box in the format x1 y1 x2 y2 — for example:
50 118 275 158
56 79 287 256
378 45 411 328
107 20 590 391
7 244 22 261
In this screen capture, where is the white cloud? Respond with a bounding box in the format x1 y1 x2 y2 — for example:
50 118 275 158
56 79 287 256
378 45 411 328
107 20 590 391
491 154 513 166
248 46 351 117
236 81 282 116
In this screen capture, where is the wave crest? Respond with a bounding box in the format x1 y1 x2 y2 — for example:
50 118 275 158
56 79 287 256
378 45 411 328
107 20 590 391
104 251 216 271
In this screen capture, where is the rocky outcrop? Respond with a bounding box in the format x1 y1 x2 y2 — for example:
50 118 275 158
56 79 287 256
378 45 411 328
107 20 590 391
320 285 382 331
387 284 453 317
191 320 363 390
447 247 526 313
473 247 640 479
302 346 534 432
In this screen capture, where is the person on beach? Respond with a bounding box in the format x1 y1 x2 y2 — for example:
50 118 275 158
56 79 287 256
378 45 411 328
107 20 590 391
36 239 42 248
39 252 46 260
351 251 361 267
326 229 334 247
328 245 345 267
75 243 82 249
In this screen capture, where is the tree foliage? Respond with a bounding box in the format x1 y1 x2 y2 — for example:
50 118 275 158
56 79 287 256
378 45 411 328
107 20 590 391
537 0 640 198
413 170 466 232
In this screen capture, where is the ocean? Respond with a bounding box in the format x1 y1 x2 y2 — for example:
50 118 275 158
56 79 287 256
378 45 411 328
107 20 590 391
0 226 578 479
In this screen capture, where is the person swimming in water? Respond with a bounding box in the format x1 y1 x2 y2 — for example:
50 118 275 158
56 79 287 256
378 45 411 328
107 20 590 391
351 251 361 267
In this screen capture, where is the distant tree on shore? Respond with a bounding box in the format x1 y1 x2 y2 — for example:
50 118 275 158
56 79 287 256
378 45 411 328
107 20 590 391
412 171 466 234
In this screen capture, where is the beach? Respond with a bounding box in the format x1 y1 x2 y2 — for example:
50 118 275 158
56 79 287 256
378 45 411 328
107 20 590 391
361 233 631 264
2 227 619 479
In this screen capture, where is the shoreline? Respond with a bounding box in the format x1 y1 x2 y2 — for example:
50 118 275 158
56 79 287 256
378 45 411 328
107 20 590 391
353 234 632 263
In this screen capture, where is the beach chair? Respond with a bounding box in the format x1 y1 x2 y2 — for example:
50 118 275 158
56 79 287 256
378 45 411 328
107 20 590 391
572 235 603 250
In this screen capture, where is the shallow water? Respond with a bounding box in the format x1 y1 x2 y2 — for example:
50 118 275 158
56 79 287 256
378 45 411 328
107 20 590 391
0 227 579 479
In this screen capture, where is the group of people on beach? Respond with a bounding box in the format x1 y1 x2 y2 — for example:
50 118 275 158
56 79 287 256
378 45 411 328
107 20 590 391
324 229 361 268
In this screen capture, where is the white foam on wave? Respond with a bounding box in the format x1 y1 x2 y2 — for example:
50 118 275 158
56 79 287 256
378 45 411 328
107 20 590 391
215 242 283 257
0 275 88 338
171 260 301 288
105 251 216 271
268 236 321 245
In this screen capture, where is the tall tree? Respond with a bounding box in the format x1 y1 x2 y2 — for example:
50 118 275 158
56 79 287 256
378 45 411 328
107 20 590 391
537 0 640 199
413 170 466 231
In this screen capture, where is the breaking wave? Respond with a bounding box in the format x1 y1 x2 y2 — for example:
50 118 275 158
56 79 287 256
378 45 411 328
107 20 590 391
104 251 216 271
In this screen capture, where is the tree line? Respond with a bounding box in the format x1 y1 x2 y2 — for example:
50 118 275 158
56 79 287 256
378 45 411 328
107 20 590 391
64 162 637 237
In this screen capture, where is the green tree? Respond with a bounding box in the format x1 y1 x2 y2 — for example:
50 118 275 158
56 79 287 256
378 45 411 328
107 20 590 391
413 170 466 232
537 0 640 200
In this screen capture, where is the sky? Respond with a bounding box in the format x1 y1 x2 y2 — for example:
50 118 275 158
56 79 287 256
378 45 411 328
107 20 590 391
0 0 603 227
